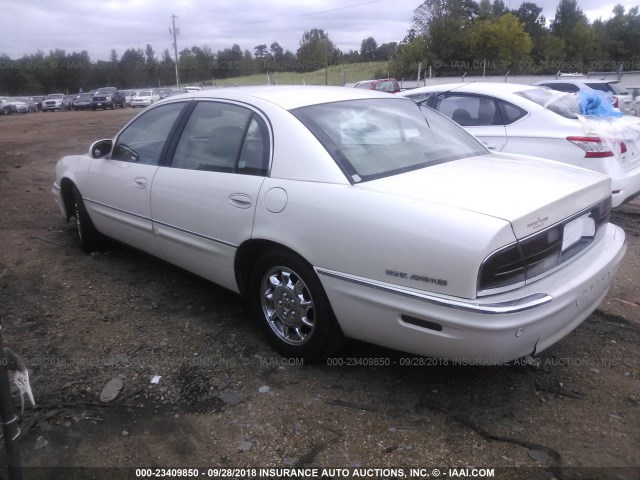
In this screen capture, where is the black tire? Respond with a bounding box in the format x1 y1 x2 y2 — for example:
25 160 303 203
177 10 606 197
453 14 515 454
110 101 116 110
250 250 345 361
71 185 104 252
3 106 11 115
92 106 96 111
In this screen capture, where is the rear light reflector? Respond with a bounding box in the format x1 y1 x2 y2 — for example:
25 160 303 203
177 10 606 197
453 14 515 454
566 136 614 158
612 96 619 108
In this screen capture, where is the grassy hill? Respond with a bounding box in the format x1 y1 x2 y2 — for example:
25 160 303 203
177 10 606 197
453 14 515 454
206 61 389 87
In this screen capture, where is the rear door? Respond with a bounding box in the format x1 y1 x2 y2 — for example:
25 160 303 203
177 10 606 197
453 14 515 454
150 100 271 292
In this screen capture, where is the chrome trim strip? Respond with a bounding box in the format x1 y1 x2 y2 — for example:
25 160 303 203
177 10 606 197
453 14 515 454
85 198 238 248
85 198 150 221
153 219 237 248
316 267 552 314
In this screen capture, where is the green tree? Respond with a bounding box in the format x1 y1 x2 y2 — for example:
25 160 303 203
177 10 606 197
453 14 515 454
412 0 479 68
120 48 146 87
296 28 337 71
360 37 378 61
254 44 268 58
469 13 532 71
515 2 548 62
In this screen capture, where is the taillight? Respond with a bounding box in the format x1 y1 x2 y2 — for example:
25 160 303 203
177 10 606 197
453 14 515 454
621 142 627 154
612 96 619 108
566 136 614 158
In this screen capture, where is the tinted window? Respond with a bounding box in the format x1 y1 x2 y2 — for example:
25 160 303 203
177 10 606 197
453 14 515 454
374 81 399 93
584 82 625 95
436 94 502 126
540 83 579 93
497 100 527 124
355 82 373 89
112 102 186 165
171 101 269 175
293 98 488 182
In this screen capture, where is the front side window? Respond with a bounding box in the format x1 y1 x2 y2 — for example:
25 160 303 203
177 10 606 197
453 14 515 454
112 102 186 165
171 101 269 175
293 98 488 182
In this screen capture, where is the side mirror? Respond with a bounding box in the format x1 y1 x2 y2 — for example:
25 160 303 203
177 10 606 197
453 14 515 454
89 139 113 159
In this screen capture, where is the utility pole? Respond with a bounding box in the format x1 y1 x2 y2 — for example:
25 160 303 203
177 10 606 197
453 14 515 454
170 14 180 88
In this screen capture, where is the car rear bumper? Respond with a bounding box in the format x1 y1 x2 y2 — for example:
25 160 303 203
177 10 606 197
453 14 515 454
611 162 640 207
317 223 626 362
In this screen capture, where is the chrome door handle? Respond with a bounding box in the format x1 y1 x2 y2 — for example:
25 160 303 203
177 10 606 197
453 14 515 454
228 193 253 209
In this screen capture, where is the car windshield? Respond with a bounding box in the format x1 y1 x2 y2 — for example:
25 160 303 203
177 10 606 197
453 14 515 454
78 94 92 100
516 88 580 119
292 98 488 182
46 94 64 99
138 91 152 96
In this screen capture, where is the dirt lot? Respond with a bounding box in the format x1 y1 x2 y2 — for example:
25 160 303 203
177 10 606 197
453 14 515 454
0 109 639 480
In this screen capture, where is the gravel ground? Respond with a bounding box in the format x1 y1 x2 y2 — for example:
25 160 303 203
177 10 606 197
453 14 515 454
0 108 638 480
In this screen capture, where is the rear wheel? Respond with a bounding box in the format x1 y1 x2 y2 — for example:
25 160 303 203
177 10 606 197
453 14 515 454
250 250 345 361
71 186 104 252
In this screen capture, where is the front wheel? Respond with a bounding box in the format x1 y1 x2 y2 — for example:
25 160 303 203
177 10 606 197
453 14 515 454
72 185 104 252
250 250 344 361
3 106 11 115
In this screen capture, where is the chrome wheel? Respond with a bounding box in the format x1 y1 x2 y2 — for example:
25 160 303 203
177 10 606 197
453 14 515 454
261 266 315 345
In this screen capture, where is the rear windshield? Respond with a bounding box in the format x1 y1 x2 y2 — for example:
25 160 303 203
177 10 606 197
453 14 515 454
585 82 626 95
516 88 580 119
292 98 488 183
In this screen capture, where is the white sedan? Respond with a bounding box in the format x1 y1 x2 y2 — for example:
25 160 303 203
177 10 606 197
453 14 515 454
130 90 161 107
400 82 640 208
52 86 626 362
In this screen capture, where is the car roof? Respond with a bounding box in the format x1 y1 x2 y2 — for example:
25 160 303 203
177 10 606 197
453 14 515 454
535 79 619 84
401 82 539 96
164 85 400 110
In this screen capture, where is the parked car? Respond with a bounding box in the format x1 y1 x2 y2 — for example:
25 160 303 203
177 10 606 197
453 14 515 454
25 96 44 112
184 86 203 92
92 87 126 110
52 86 626 362
130 90 160 108
119 89 136 106
353 78 401 94
73 93 94 111
401 82 640 207
42 93 66 112
534 79 632 115
626 86 640 116
1 97 29 114
154 88 172 99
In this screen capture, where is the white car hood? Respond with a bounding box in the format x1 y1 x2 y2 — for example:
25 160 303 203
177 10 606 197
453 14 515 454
361 153 611 239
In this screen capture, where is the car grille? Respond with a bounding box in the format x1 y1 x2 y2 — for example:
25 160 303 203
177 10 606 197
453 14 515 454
478 196 612 295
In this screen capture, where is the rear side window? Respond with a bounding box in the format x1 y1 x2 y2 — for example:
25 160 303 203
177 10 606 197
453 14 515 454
497 100 528 124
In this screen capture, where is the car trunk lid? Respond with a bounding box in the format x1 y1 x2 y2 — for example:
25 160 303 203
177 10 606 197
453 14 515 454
361 153 611 239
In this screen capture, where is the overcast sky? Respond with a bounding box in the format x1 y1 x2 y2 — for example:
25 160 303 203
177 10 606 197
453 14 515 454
0 0 632 61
